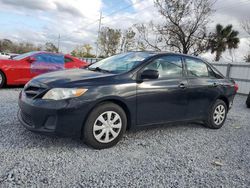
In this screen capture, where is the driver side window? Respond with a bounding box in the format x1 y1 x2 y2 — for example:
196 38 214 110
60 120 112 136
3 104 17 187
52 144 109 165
144 56 183 78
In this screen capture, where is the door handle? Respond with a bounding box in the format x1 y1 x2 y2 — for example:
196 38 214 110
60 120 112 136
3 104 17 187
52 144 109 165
213 82 219 87
179 83 186 89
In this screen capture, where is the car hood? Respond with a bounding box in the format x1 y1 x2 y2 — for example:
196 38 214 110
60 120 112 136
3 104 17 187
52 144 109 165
31 68 116 87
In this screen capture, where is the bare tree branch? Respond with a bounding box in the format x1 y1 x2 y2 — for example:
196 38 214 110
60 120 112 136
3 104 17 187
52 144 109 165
154 0 213 55
242 20 250 36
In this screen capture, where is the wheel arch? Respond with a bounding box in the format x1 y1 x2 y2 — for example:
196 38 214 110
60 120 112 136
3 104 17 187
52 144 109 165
217 95 229 110
81 97 132 138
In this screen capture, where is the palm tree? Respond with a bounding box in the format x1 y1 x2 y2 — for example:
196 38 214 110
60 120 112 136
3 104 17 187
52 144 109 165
208 24 240 61
244 53 250 63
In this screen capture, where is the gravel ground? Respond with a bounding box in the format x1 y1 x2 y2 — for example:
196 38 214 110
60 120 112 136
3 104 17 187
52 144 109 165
0 88 249 187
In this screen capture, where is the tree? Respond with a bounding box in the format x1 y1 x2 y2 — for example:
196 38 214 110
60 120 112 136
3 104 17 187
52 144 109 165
98 27 121 57
15 42 41 53
241 20 250 62
207 24 240 61
45 42 58 53
133 22 164 51
71 49 78 57
83 44 92 55
242 20 250 36
71 46 85 58
0 39 13 52
244 53 250 63
83 44 94 57
119 28 136 52
154 0 213 55
71 44 95 58
0 39 42 53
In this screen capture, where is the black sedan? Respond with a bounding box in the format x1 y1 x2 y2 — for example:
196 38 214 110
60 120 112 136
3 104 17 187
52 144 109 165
18 52 238 149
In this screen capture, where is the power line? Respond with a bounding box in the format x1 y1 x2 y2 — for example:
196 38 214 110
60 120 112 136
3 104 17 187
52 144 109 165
105 0 143 17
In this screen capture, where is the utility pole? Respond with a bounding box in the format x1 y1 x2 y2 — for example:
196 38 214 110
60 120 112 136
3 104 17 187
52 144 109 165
95 11 102 58
57 34 60 53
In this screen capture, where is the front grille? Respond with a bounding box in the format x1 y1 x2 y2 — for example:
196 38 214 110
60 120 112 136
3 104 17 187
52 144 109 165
21 111 33 127
24 83 48 99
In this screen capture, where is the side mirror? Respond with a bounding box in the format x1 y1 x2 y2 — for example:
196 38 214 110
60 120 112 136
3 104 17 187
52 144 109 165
27 56 36 63
140 69 159 80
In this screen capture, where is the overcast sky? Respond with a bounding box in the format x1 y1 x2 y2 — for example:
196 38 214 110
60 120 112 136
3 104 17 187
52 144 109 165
0 0 250 62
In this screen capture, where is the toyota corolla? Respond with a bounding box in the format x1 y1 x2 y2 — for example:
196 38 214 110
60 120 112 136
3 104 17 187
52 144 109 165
18 52 238 149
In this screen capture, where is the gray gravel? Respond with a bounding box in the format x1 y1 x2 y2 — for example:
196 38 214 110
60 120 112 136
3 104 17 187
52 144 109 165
0 88 249 187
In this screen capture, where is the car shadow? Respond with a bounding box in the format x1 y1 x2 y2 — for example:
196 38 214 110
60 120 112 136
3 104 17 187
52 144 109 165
2 120 206 151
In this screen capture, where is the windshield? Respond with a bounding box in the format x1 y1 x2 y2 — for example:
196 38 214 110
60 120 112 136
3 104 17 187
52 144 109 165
88 52 155 73
13 51 39 60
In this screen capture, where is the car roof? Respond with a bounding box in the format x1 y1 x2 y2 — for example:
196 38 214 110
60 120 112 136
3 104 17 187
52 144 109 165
30 51 65 56
128 51 203 60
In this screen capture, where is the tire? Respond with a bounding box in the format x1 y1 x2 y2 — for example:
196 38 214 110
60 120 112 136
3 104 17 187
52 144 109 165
0 71 6 88
204 99 228 129
83 102 127 149
246 93 250 108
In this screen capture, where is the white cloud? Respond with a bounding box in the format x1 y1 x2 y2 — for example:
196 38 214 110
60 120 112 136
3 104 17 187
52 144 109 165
0 0 103 52
0 0 250 61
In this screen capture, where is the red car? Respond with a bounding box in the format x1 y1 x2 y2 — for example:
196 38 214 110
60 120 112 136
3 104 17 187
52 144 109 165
0 51 88 88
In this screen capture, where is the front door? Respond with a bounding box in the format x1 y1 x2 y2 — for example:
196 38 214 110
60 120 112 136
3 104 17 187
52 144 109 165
12 58 32 84
136 55 188 125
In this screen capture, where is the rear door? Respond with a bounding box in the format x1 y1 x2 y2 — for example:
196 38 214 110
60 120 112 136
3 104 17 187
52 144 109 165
184 57 221 119
30 53 65 78
136 55 188 125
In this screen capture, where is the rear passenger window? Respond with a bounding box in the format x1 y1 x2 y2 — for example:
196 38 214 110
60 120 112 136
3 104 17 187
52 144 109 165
144 56 183 78
185 58 209 77
34 54 64 64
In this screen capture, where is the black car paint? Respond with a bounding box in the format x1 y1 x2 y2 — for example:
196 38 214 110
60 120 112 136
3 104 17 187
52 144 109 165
18 53 236 138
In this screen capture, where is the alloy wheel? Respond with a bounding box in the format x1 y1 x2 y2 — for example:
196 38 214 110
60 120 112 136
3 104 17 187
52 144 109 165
213 104 226 125
93 111 122 143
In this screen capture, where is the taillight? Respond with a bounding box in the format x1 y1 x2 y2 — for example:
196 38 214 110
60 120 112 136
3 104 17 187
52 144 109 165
234 83 239 92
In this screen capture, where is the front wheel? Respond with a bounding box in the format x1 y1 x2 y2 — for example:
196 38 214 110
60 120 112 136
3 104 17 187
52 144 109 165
0 71 6 88
83 102 127 149
204 99 228 129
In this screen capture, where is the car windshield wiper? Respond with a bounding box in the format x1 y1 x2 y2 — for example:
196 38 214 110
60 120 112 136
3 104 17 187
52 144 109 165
88 67 111 73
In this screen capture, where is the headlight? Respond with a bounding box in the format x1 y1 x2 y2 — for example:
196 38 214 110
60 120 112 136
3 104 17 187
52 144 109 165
42 88 88 100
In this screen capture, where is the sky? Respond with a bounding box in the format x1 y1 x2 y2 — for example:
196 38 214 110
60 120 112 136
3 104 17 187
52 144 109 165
0 0 250 62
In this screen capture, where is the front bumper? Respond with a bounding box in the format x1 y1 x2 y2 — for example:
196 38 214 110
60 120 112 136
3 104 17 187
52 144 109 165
18 91 92 138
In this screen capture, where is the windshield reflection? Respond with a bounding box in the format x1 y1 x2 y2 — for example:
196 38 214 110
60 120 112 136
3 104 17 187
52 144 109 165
89 52 155 74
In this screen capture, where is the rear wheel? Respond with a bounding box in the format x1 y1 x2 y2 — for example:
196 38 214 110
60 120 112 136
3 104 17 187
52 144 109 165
83 102 127 149
0 71 6 88
204 99 228 129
